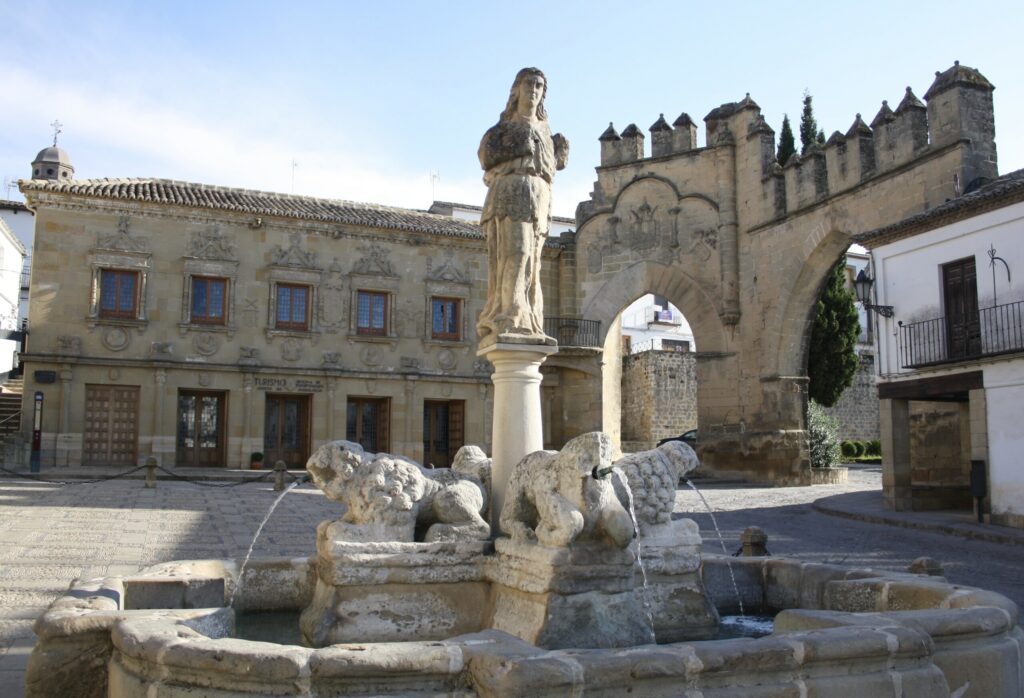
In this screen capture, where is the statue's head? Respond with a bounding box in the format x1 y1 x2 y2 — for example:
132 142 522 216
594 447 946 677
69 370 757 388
501 67 548 122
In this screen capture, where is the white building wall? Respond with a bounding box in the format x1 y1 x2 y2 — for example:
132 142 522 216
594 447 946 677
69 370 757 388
874 201 1024 377
983 361 1024 523
0 203 34 323
873 199 1024 525
0 218 26 375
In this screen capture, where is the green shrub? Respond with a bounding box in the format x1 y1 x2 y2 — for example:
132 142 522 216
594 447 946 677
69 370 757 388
840 440 857 458
866 439 882 456
807 400 841 468
852 440 866 457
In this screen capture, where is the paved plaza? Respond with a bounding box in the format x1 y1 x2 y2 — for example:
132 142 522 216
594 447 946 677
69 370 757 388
1 466 1022 696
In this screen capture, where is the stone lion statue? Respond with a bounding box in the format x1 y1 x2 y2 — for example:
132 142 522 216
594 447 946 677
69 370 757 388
612 440 699 536
306 440 490 543
499 432 634 548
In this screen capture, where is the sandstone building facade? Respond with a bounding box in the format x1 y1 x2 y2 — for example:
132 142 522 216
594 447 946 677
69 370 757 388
16 178 596 469
16 61 1003 486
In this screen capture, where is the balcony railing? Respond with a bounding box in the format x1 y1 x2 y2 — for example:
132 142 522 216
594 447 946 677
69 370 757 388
544 317 601 347
898 300 1024 368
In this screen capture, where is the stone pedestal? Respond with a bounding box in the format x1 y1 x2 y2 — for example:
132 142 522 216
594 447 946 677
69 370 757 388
638 519 719 641
299 521 490 646
485 537 656 649
477 341 558 531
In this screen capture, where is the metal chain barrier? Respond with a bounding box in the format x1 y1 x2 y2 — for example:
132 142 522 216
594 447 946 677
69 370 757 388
0 463 149 486
153 464 276 488
0 463 296 488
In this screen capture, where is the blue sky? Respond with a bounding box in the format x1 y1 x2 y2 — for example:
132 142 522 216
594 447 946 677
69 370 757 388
2 0 1022 218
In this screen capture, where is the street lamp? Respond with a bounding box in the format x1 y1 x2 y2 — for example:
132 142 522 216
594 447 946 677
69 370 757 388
853 270 894 318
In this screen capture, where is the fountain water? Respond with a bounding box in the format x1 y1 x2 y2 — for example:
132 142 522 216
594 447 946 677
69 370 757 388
228 479 302 608
685 478 745 616
609 467 655 636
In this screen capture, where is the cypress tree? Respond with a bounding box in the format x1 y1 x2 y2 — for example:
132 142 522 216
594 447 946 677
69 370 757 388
807 256 861 407
777 114 796 165
799 90 820 153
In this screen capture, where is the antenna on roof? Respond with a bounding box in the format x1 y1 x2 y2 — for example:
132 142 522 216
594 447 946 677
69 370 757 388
3 177 18 200
290 158 298 194
50 120 63 147
430 170 441 202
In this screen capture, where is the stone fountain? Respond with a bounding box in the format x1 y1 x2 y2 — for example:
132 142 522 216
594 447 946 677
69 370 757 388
24 68 1024 697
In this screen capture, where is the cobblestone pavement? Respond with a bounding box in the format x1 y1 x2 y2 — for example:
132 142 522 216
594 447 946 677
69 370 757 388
677 465 1024 611
1 466 1023 696
0 477 339 697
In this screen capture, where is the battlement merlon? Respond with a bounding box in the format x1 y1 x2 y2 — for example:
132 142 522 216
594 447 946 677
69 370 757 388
580 62 996 231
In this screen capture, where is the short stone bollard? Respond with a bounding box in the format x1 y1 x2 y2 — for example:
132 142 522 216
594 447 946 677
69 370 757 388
740 526 769 556
274 460 287 491
907 556 944 576
144 457 157 489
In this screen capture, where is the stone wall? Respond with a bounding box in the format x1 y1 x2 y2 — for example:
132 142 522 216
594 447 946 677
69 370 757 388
621 349 697 448
823 353 880 441
909 400 971 510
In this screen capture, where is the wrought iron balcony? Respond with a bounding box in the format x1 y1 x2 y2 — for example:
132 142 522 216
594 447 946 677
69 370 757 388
898 300 1024 368
544 317 601 347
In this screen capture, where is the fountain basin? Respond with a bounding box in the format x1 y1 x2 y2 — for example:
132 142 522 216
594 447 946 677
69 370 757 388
27 555 1024 697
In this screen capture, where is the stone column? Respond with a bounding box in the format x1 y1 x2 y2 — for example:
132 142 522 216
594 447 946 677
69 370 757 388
325 377 336 440
477 342 557 532
880 398 912 510
151 369 166 462
58 365 73 435
241 373 254 468
404 377 418 460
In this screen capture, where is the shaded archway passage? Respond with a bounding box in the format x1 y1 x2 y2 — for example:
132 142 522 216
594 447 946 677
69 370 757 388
554 62 995 483
613 291 703 452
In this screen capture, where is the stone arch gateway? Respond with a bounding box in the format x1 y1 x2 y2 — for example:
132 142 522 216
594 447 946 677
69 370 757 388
554 63 998 483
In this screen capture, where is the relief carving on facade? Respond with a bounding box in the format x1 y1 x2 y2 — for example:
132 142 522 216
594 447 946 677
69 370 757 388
360 346 382 367
97 216 150 253
192 333 219 356
396 305 423 339
628 199 660 252
55 336 82 356
351 243 396 277
401 356 421 370
238 346 260 366
437 348 457 371
281 338 303 362
473 358 492 375
241 299 259 328
319 259 346 331
425 251 470 284
322 351 341 369
271 233 319 268
150 341 174 358
101 327 131 352
187 225 237 260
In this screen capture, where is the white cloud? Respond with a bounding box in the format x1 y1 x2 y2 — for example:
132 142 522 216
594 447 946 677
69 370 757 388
0 67 496 211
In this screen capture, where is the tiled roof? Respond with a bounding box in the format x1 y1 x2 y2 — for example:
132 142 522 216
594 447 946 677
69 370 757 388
0 199 28 212
19 178 486 239
855 168 1024 246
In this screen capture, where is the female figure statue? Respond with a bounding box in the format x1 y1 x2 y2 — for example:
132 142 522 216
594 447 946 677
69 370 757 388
477 67 569 343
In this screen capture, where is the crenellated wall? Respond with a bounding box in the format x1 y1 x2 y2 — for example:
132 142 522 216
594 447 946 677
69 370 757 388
563 62 998 483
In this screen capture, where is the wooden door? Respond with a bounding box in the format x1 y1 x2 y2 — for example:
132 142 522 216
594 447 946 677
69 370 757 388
176 391 226 467
346 397 390 453
263 394 310 469
422 400 464 468
83 385 139 466
943 258 981 360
